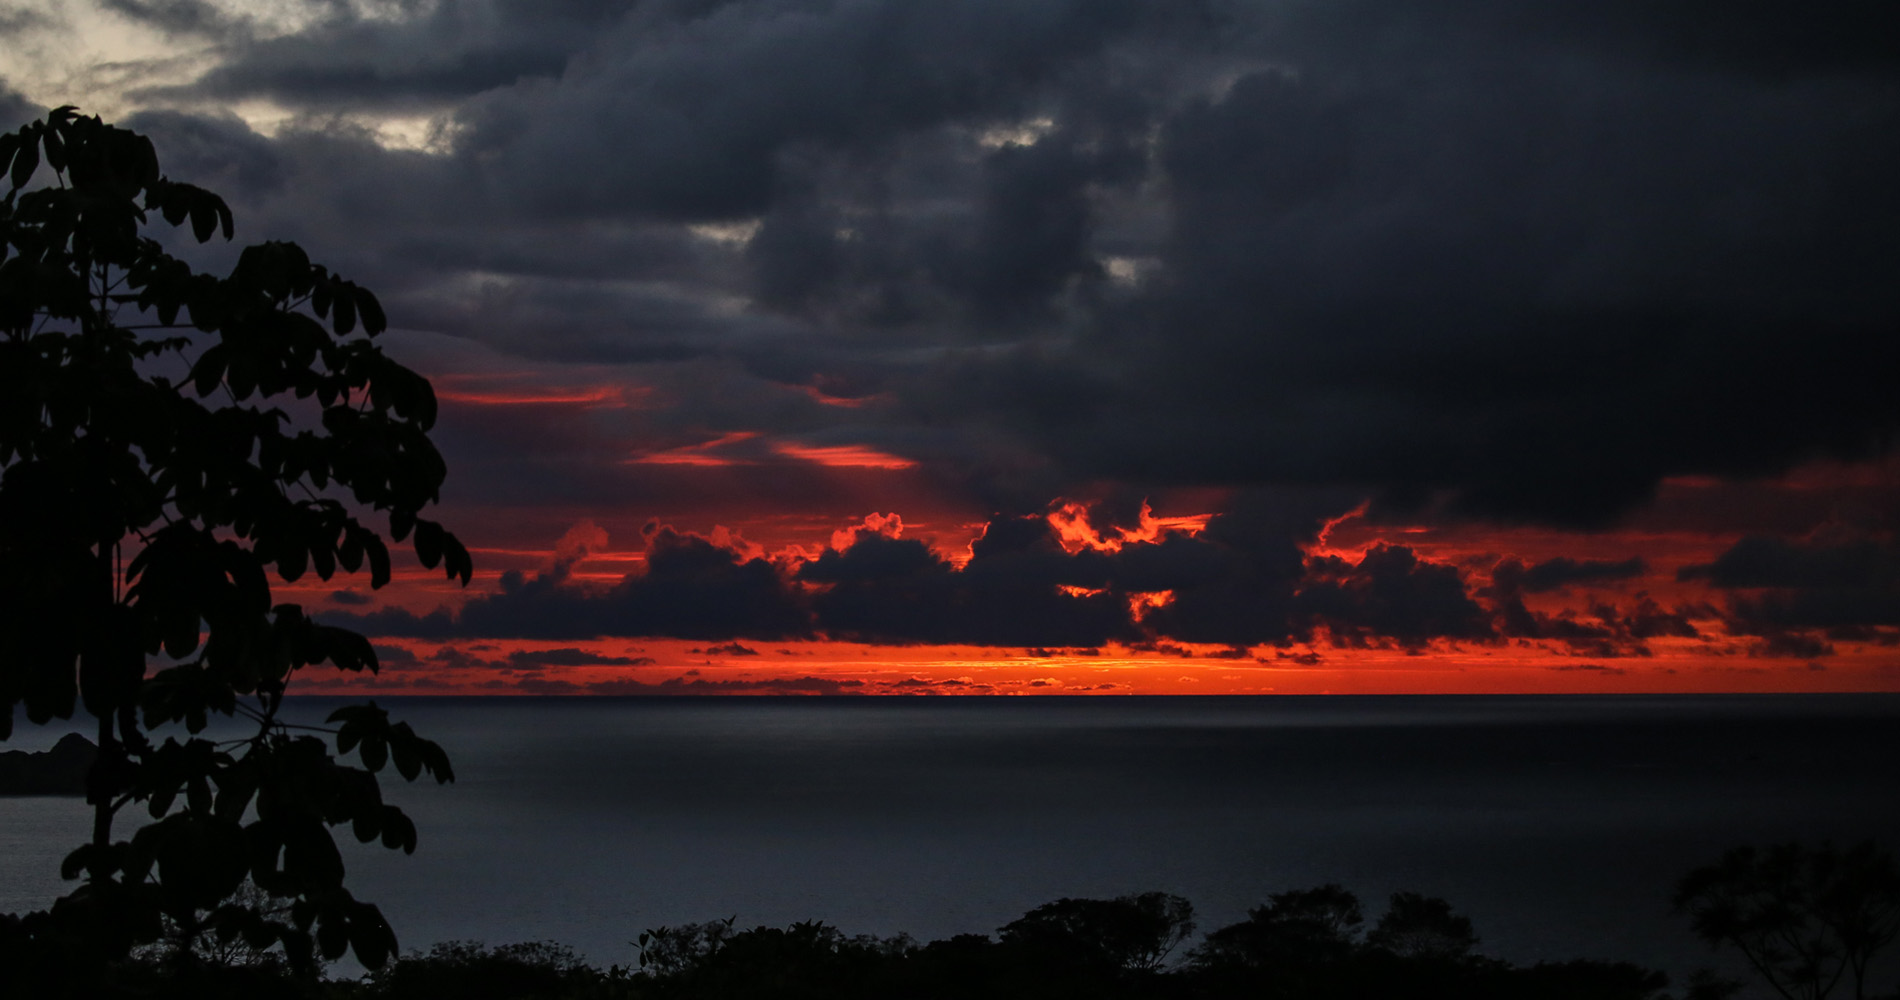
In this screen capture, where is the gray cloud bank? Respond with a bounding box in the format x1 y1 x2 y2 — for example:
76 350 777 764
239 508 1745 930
90 0 1897 523
18 1 1897 646
329 510 1715 656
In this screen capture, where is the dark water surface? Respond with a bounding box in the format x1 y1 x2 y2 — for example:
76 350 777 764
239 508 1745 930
5 695 1899 982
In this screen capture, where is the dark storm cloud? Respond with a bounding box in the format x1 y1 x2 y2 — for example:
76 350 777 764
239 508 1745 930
330 511 1509 651
1297 546 1494 649
690 642 759 656
1124 500 1316 647
463 522 811 639
1681 536 1900 591
1548 664 1627 676
743 86 1156 332
507 648 656 667
138 1 652 109
1683 535 1900 642
81 1 1900 653
1490 557 1649 595
371 643 418 665
1483 554 1697 657
453 0 1203 221
585 674 865 695
1492 593 1701 660
799 515 1136 646
0 80 39 132
1382 0 1900 80
111 2 1900 523
102 0 243 40
969 29 1900 526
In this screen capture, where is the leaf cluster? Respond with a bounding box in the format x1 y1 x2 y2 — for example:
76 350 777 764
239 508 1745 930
0 107 466 991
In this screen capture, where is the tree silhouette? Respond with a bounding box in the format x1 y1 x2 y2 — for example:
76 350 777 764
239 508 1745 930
0 108 468 989
1676 842 1900 1000
1192 883 1364 969
1365 891 1479 960
997 892 1197 973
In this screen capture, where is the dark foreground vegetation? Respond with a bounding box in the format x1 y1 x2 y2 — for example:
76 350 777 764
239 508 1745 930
2 886 1666 1000
11 840 1900 1000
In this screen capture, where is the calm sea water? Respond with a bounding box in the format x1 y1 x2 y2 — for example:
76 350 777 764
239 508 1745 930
5 695 1899 984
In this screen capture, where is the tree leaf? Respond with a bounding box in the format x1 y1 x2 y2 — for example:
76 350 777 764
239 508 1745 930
413 519 443 569
9 136 38 189
361 732 387 773
354 286 387 336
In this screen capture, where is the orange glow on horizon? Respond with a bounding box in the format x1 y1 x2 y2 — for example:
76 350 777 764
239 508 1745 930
290 635 1900 698
303 457 1899 697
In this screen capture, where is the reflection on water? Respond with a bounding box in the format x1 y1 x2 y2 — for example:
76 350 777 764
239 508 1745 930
4 694 1898 984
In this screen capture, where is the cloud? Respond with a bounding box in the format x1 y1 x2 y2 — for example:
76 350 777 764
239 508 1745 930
1681 536 1900 591
102 0 245 41
80 0 1895 540
1484 552 1702 656
584 674 865 696
0 79 38 131
1490 557 1648 595
1746 632 1837 661
330 507 1528 652
1547 663 1628 676
1297 545 1494 649
371 643 419 665
137 0 634 110
506 648 656 667
1682 534 1900 650
800 513 1136 646
452 0 1201 221
46 2 1896 669
690 642 759 656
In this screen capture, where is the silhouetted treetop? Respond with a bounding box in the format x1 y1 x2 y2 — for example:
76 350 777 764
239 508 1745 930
0 106 466 992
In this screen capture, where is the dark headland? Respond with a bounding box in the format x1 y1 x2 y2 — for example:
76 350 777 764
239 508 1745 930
0 733 95 796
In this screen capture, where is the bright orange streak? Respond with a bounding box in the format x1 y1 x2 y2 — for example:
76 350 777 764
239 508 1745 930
1307 501 1370 559
627 435 914 468
798 385 890 409
1057 584 1108 598
831 512 906 551
1128 590 1175 622
438 387 629 406
1048 500 1211 554
628 431 761 466
772 443 917 469
434 373 646 408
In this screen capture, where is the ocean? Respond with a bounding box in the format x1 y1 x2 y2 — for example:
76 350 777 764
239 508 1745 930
4 695 1899 986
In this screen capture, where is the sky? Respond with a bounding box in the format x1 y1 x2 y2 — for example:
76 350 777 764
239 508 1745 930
6 0 1899 695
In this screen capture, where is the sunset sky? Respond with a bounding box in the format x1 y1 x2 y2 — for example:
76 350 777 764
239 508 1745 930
7 0 1898 695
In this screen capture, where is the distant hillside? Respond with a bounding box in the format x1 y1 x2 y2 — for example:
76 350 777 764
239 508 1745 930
0 734 95 795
